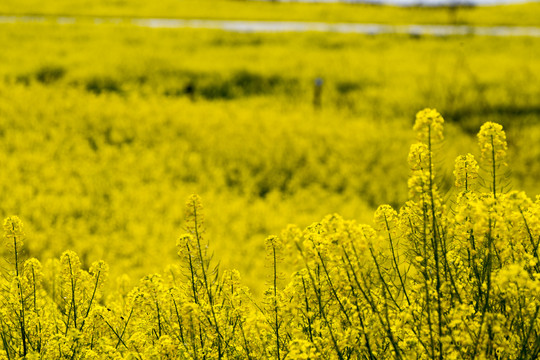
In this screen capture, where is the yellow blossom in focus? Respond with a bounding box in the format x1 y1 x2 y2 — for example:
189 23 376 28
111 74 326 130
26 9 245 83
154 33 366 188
413 108 444 144
453 153 479 191
407 143 430 171
478 121 507 166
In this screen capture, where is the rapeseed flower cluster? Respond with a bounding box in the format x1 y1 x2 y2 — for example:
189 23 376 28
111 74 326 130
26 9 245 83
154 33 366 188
454 154 479 192
413 108 445 144
1 110 539 359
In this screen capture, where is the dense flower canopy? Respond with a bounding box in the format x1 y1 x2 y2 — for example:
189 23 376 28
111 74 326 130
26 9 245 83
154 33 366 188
1 112 539 359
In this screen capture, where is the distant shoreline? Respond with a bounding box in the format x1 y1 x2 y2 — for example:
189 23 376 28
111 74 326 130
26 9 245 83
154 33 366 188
253 0 536 6
1 15 540 37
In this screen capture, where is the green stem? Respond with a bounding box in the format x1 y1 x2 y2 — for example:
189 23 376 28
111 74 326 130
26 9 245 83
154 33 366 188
272 244 281 360
384 215 411 306
491 135 497 198
67 257 78 329
13 235 27 357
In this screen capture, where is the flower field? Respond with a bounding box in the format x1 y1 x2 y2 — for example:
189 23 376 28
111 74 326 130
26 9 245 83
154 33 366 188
1 22 539 290
1 1 540 358
2 111 540 359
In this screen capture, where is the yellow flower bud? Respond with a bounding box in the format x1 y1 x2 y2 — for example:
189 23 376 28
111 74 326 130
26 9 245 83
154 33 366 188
4 216 24 242
407 143 430 171
373 204 397 232
478 122 507 166
413 108 444 144
453 153 479 191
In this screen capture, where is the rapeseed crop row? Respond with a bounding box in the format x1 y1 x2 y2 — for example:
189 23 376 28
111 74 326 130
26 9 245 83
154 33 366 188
1 111 539 359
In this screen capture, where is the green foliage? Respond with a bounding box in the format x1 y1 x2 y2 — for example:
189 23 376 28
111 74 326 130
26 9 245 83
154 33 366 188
34 65 66 85
85 75 123 95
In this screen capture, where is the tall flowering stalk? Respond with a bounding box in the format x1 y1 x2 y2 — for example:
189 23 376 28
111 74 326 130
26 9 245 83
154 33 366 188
478 122 508 198
3 216 28 358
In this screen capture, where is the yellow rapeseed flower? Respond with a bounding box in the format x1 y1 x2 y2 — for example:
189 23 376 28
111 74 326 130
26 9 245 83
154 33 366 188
478 122 507 166
373 204 397 232
453 153 479 191
413 108 444 144
3 216 24 244
407 143 430 171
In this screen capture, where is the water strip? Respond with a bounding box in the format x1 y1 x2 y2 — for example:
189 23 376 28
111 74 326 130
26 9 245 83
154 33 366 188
1 15 540 37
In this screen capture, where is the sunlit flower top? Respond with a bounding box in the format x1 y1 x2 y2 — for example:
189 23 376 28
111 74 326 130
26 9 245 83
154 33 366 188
407 143 430 171
453 153 479 191
413 108 444 144
373 204 398 232
3 216 24 238
478 122 507 165
3 216 24 249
